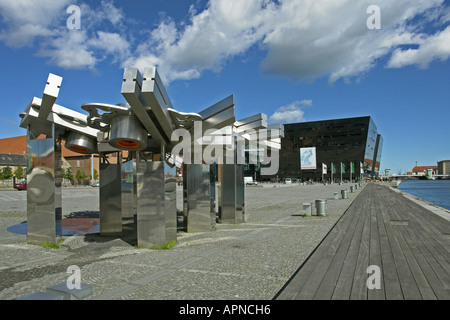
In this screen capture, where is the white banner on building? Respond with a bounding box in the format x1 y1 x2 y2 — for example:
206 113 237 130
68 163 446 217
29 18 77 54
322 163 327 174
300 147 317 170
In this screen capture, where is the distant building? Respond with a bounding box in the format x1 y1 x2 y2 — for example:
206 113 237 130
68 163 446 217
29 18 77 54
0 135 102 183
411 166 438 176
438 160 450 175
268 116 382 181
0 153 27 178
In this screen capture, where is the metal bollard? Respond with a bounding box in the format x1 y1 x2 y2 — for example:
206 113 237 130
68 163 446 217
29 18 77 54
315 199 327 216
350 186 355 193
302 202 312 216
341 189 348 199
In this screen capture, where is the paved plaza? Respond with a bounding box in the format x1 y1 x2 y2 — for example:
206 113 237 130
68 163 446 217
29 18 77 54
0 183 362 300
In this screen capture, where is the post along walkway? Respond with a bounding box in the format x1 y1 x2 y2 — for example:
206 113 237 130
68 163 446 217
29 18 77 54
276 183 450 300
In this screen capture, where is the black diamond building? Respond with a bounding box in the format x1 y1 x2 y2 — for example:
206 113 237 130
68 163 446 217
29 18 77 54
264 116 383 182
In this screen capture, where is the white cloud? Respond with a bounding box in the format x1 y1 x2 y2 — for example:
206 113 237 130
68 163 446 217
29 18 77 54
387 25 450 69
37 30 97 69
0 0 131 70
1 0 450 83
89 31 131 63
124 0 450 84
124 0 278 83
260 0 447 83
268 100 312 124
0 0 69 47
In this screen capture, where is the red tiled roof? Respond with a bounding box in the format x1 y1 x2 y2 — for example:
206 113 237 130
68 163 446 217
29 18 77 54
0 135 92 157
412 166 437 172
0 136 26 155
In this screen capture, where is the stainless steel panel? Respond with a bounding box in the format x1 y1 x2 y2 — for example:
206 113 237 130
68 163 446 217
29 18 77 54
218 163 244 224
38 73 62 120
121 68 167 145
235 164 245 223
108 114 148 151
136 153 177 247
65 131 96 154
197 95 235 133
234 113 267 128
141 67 175 141
210 163 218 227
26 125 62 244
121 157 136 219
164 160 177 241
99 153 122 236
183 164 213 232
234 119 267 133
198 95 234 119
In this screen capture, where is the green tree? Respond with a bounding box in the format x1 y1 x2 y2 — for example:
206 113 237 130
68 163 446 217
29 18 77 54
75 169 87 185
1 166 13 181
14 164 26 180
67 167 74 181
89 168 99 182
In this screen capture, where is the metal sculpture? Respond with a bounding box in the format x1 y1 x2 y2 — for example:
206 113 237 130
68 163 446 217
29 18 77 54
19 67 283 247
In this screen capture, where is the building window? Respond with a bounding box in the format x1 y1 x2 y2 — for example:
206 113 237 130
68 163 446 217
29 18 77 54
77 160 81 168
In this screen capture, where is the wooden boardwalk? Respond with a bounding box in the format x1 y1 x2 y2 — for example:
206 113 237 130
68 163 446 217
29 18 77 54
275 183 450 300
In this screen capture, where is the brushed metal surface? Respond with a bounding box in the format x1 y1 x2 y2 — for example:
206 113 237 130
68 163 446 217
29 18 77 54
26 125 62 244
183 164 213 232
108 114 148 151
65 131 96 154
99 153 123 236
136 153 177 247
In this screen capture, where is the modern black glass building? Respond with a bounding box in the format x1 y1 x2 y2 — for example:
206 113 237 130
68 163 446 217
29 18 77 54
258 116 383 182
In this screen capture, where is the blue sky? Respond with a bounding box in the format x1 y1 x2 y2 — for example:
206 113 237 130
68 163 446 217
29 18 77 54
0 0 449 174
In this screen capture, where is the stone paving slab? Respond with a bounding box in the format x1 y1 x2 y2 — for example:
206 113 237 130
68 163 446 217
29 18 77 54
0 182 363 300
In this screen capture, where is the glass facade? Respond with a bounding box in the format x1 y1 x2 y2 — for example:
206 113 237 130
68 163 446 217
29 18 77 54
261 116 382 181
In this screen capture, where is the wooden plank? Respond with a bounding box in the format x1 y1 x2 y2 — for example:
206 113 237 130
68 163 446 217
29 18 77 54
276 195 361 299
293 196 362 299
409 218 450 277
350 185 372 300
392 191 450 256
332 191 369 299
378 187 422 299
313 194 366 299
277 183 450 300
394 223 438 300
368 186 385 300
401 198 450 259
373 189 403 300
400 224 450 300
406 225 450 291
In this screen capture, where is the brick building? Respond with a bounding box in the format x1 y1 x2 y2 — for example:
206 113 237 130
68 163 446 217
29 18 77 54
0 135 102 184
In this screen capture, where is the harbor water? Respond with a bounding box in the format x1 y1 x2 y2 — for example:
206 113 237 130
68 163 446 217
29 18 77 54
397 179 450 210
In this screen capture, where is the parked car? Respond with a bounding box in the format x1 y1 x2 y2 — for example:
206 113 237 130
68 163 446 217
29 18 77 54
14 180 27 190
244 177 257 185
284 178 292 184
92 181 100 187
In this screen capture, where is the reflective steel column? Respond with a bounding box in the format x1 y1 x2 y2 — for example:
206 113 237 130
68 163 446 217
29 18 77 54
99 152 123 236
26 124 62 244
235 163 245 223
183 163 213 232
121 155 136 220
136 152 177 247
218 163 244 224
